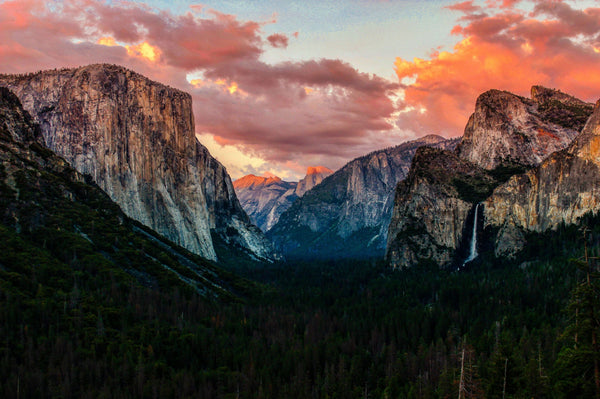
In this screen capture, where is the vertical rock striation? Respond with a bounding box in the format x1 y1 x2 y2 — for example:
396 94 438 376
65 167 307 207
233 174 298 232
295 166 333 197
0 64 275 261
385 147 495 269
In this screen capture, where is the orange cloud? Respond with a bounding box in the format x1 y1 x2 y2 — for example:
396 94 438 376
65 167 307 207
227 81 239 94
189 78 205 88
395 0 600 137
126 42 160 62
213 78 239 94
97 37 118 47
97 37 160 63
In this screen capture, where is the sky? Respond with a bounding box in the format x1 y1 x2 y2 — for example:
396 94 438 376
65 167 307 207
1 0 600 180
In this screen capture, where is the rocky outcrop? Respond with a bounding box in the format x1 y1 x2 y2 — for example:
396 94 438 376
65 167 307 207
385 147 496 269
233 166 333 232
268 135 460 259
485 99 600 257
386 86 594 268
0 64 276 262
456 86 593 170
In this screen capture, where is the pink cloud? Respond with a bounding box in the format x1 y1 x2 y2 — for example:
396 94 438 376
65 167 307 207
446 1 481 14
0 0 401 175
267 33 288 48
8 0 600 178
395 0 600 137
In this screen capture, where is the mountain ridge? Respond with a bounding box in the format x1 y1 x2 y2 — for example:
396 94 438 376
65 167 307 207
484 99 600 257
268 134 460 259
233 166 332 232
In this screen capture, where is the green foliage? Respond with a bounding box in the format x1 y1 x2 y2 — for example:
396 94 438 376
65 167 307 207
553 257 600 398
537 99 594 131
451 174 498 203
488 163 528 184
451 162 528 204
2 220 584 398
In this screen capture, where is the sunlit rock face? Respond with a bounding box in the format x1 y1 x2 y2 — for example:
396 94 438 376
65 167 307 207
456 86 592 170
234 174 298 232
233 166 332 232
268 135 460 260
295 166 333 197
0 64 277 262
485 100 600 257
386 86 594 268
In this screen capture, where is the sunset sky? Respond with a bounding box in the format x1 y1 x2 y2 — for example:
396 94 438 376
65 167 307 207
1 0 600 180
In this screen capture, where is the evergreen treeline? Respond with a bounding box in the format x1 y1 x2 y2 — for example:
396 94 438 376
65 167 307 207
1 211 600 397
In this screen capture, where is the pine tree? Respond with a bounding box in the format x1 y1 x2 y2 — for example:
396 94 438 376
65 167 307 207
554 229 600 398
457 339 483 398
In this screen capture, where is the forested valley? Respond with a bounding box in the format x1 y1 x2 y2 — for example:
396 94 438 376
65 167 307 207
1 211 599 398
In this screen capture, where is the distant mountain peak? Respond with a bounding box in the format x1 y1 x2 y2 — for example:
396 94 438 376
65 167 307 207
296 166 333 197
268 135 460 260
306 166 333 176
419 134 449 143
233 173 298 232
233 174 283 190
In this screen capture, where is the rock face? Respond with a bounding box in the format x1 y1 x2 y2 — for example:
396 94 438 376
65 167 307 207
485 99 600 257
268 135 460 259
456 86 593 170
385 147 496 269
0 64 276 262
386 86 594 268
233 166 333 232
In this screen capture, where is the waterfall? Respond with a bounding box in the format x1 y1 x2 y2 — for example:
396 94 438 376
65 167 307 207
463 203 480 266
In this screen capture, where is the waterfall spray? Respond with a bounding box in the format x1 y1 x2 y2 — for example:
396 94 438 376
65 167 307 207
463 203 480 266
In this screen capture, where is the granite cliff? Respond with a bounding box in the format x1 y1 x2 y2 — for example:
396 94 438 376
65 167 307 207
456 86 592 169
485 99 600 257
0 64 275 262
233 166 332 232
268 135 459 259
386 86 594 268
295 166 333 197
0 86 247 297
386 147 496 269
